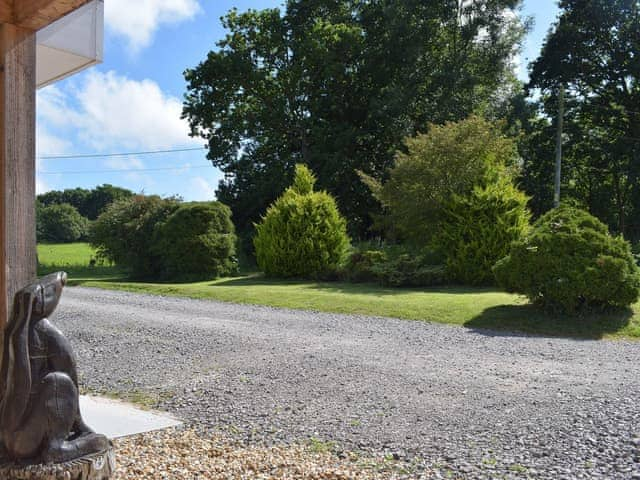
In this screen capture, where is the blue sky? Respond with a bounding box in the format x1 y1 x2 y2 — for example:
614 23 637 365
36 0 560 200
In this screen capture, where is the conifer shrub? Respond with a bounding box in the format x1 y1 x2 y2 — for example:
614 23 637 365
493 205 640 314
432 180 531 285
153 202 237 280
254 165 349 278
341 249 388 283
371 255 446 288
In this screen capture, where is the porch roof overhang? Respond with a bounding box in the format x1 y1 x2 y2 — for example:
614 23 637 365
0 0 92 31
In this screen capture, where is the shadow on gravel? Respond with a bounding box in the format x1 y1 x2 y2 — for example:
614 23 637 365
465 304 635 340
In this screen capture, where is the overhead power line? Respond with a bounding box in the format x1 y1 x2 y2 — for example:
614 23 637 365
39 146 207 160
40 164 212 175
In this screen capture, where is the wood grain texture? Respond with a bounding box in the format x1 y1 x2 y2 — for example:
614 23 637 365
0 2 10 25
13 0 92 30
0 23 37 333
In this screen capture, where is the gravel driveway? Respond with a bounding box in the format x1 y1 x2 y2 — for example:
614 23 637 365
58 287 640 479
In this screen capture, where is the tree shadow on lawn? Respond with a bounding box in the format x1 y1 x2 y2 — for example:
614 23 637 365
212 275 499 296
465 304 636 340
38 265 128 285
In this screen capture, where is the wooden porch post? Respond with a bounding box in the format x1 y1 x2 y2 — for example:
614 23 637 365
0 23 37 334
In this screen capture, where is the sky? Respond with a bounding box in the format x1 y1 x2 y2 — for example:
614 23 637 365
36 0 561 201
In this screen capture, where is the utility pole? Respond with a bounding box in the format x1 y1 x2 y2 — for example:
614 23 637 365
554 84 565 208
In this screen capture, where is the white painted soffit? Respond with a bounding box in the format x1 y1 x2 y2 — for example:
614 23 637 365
36 0 104 89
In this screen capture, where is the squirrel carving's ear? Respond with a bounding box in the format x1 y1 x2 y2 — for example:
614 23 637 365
16 287 39 325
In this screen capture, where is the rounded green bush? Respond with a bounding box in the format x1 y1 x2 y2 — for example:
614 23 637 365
254 165 349 278
432 180 531 285
153 202 237 280
37 203 90 243
91 195 179 278
493 205 640 314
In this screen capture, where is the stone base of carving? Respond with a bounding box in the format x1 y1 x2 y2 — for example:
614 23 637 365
0 446 115 480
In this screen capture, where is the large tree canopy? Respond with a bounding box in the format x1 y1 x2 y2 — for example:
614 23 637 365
527 0 640 239
183 0 525 247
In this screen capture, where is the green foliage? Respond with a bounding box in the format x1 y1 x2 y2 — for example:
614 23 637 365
254 165 349 278
340 249 388 283
432 180 531 285
528 0 640 241
91 195 180 278
371 255 447 288
370 116 519 245
183 2 525 244
38 184 134 220
291 165 316 195
37 203 90 243
153 202 238 280
632 241 640 266
493 205 640 314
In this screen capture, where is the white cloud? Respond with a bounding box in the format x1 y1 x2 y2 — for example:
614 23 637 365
187 176 214 201
104 155 144 171
105 0 201 52
77 71 197 149
38 70 198 152
36 70 202 194
36 176 50 195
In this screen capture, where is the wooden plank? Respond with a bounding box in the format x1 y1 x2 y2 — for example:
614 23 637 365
0 2 10 25
13 0 91 31
0 23 37 333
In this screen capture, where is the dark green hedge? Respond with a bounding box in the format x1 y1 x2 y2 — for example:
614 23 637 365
154 202 237 280
493 205 640 314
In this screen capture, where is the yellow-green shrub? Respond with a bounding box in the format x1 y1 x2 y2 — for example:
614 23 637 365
432 180 531 285
254 165 349 278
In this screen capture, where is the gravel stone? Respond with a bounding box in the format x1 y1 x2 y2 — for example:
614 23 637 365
113 428 419 479
57 287 640 479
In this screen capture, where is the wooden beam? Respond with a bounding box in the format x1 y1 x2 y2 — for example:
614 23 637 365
0 2 11 25
0 23 37 333
12 0 91 31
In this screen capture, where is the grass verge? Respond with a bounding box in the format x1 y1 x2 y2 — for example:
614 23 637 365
39 243 640 340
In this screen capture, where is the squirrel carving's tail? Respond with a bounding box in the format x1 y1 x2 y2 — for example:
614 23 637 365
0 287 37 433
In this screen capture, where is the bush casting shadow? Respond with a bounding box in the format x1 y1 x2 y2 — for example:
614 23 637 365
465 304 634 340
212 275 499 297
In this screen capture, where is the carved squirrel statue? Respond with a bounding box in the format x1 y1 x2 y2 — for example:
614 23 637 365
0 272 109 464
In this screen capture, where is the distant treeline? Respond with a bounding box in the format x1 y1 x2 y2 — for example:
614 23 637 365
36 184 134 243
37 184 134 220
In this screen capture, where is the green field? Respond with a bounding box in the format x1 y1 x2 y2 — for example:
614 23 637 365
38 243 640 340
38 243 126 282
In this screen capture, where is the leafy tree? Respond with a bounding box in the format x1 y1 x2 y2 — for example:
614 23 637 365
527 0 640 240
38 188 90 213
153 202 237 280
254 164 349 278
37 203 90 243
83 184 135 220
38 184 134 220
91 195 180 278
183 1 526 247
366 116 519 245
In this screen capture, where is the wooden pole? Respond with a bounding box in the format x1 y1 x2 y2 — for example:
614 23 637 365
554 84 565 208
0 23 37 335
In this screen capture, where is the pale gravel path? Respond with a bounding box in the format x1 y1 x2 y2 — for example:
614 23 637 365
57 287 640 480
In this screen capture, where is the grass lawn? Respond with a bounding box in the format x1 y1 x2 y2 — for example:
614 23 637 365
38 243 640 340
38 242 126 282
